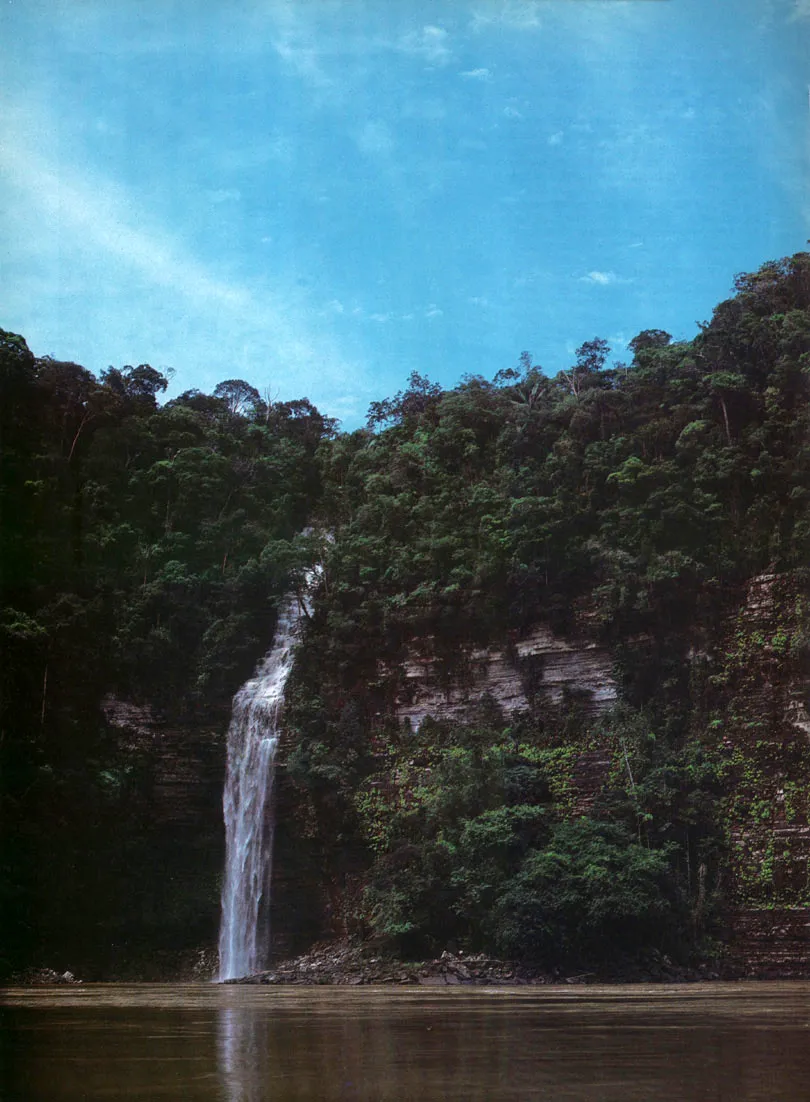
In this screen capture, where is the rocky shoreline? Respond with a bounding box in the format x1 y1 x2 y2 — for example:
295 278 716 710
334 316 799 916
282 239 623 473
7 941 727 987
10 968 83 985
224 940 719 987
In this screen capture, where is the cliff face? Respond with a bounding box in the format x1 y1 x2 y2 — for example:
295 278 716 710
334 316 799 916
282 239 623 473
101 697 227 828
394 625 616 730
708 572 810 974
103 570 810 978
269 572 810 976
269 620 623 956
89 698 228 977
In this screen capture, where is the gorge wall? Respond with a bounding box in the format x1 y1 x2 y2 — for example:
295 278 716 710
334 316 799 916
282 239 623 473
82 572 810 981
710 572 810 975
6 252 810 981
90 698 228 978
268 570 810 976
393 624 617 730
92 567 809 978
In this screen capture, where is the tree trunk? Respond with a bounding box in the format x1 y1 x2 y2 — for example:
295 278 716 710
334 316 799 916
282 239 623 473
719 396 732 445
40 664 48 729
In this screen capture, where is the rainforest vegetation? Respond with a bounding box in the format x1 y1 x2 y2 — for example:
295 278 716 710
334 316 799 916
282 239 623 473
2 251 809 978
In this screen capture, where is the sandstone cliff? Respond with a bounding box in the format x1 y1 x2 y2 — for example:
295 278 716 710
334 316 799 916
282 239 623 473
393 624 616 730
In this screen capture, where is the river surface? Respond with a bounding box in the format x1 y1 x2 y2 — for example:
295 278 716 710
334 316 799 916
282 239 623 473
2 983 810 1100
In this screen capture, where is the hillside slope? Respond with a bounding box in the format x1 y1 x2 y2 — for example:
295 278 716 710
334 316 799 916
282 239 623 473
2 252 809 977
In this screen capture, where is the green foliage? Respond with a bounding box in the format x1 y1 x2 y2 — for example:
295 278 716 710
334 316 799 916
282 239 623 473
493 819 676 963
0 336 332 970
351 707 702 964
3 249 810 973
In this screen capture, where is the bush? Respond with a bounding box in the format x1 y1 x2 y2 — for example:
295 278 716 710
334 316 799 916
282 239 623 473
493 818 677 964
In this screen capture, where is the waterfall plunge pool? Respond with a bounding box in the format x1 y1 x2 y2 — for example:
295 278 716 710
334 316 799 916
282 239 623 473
3 983 810 1100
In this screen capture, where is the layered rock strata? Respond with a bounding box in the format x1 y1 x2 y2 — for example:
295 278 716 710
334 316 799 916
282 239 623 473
394 624 617 730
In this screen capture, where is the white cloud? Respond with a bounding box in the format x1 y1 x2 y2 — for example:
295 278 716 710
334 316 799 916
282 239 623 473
789 0 810 19
6 146 250 310
399 24 451 65
503 105 524 120
608 332 630 351
460 67 492 81
548 131 564 146
628 241 644 249
425 304 443 318
471 2 542 32
369 312 393 323
1 106 367 410
580 271 618 286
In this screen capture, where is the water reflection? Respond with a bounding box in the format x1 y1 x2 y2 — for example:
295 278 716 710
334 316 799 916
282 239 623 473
4 983 810 1101
211 984 810 1102
218 1005 271 1102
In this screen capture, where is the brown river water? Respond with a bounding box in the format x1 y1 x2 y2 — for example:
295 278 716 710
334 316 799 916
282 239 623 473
2 982 810 1100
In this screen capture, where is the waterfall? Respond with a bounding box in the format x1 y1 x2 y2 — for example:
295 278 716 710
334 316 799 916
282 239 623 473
218 590 308 981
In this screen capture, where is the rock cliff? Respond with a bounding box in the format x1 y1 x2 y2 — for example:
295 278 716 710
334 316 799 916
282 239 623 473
393 624 617 729
94 697 228 976
105 567 810 979
102 696 227 828
707 572 810 974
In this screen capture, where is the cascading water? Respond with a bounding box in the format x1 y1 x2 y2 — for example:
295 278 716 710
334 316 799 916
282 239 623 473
217 590 309 981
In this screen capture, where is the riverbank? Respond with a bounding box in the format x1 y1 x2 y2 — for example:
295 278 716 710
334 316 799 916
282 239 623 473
5 982 810 1102
225 939 720 986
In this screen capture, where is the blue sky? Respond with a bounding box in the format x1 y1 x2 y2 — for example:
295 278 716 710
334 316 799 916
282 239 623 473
2 0 808 428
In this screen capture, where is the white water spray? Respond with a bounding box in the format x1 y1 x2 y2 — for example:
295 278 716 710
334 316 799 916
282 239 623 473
218 591 309 981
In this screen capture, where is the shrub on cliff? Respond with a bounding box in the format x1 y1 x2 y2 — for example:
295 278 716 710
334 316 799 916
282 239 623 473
493 819 677 964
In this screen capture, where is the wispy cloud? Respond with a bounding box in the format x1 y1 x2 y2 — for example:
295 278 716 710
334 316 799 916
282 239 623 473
460 67 492 81
425 304 444 318
337 303 420 326
355 120 396 158
471 2 542 32
789 0 810 19
548 131 564 146
6 144 248 310
2 103 366 407
580 271 619 286
399 24 451 65
206 188 242 204
596 121 675 195
272 34 331 89
608 331 630 351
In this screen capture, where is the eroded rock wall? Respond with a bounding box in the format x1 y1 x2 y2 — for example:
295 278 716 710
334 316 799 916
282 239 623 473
394 624 617 729
95 697 228 976
102 696 227 827
707 572 810 974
